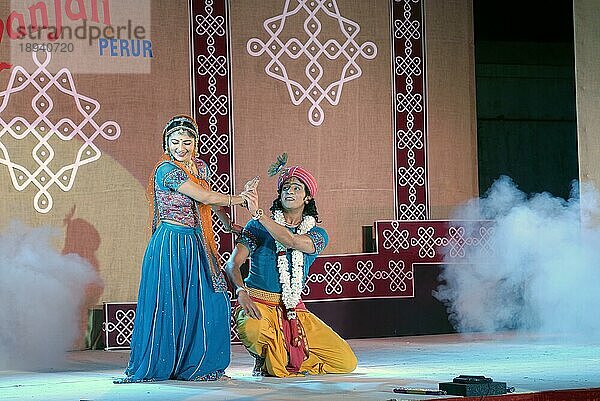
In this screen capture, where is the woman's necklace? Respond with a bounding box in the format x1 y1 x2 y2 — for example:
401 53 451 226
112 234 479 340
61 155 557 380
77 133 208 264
273 210 316 319
180 159 198 177
182 160 193 171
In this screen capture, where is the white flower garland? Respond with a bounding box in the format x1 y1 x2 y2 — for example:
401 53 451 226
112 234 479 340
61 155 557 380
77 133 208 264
273 209 315 320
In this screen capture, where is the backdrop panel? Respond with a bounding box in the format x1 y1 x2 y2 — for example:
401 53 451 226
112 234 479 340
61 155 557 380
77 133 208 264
0 0 479 340
0 0 192 304
188 0 479 338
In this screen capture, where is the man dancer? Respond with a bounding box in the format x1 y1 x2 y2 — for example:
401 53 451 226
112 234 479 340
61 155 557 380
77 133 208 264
226 163 357 377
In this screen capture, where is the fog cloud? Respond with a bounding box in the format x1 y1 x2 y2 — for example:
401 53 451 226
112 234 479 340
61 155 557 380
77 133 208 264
435 176 600 339
0 221 101 371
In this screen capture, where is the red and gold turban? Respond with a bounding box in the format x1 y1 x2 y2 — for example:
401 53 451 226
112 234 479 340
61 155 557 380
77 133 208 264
278 166 318 197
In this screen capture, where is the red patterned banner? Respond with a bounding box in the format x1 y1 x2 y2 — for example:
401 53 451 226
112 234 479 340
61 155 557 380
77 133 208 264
189 0 235 261
392 0 428 220
305 253 414 301
302 220 494 302
103 302 136 350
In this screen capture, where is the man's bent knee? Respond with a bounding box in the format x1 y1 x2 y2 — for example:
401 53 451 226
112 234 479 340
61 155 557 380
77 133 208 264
342 351 358 373
235 308 263 350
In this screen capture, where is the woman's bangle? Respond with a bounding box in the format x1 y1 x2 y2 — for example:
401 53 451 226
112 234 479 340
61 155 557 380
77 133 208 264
231 195 248 208
251 208 264 220
235 286 248 296
227 194 232 207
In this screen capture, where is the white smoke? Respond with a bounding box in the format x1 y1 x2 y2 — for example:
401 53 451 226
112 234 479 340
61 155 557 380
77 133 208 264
0 221 101 371
434 176 600 338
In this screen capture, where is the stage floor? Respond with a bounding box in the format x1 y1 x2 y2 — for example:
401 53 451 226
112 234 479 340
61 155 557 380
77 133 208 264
1 332 599 401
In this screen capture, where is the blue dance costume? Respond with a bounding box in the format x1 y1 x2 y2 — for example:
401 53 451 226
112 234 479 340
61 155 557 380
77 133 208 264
121 159 230 382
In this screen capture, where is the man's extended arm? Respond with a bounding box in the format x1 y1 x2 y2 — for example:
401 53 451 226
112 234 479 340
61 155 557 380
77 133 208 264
225 244 262 319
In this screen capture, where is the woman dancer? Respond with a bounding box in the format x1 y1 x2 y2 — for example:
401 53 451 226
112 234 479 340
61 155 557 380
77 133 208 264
117 115 255 382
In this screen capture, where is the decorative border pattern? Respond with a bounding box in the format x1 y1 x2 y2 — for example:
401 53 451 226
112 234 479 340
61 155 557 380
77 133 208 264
303 220 494 301
392 0 428 220
189 0 235 263
103 302 136 350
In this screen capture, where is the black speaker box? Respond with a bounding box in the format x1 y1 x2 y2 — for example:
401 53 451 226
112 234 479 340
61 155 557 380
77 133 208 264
439 376 507 396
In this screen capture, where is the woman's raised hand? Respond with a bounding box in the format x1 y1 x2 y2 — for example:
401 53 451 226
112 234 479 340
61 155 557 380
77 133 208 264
244 176 260 193
239 176 259 211
241 189 259 215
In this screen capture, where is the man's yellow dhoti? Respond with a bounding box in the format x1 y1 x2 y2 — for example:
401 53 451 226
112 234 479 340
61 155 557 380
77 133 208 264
235 290 357 377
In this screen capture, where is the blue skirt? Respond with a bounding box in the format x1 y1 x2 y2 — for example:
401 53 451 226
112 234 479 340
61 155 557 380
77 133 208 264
124 222 231 381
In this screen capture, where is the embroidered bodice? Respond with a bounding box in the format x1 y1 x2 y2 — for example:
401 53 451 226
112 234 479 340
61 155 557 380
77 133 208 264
154 159 210 227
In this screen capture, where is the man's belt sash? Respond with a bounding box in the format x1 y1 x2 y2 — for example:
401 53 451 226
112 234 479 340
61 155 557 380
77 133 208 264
246 287 282 305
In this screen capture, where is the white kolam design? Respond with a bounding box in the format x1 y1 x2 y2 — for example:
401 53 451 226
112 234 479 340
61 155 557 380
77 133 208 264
0 51 121 213
247 0 377 126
